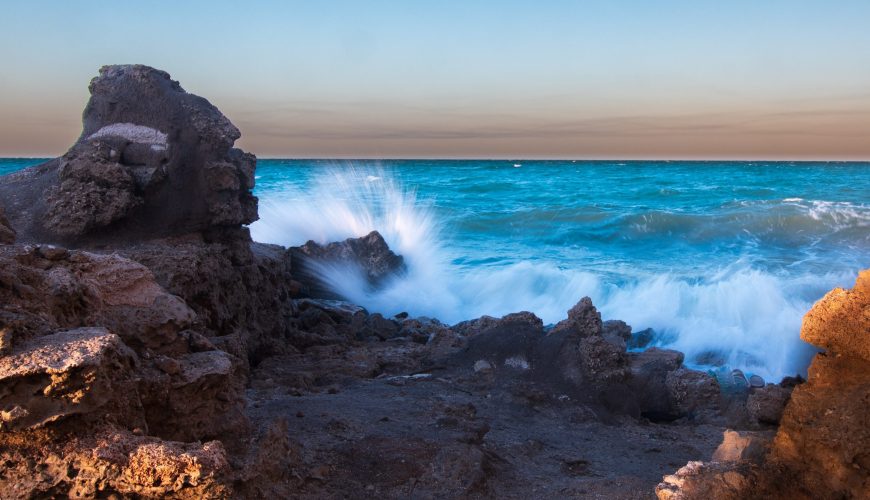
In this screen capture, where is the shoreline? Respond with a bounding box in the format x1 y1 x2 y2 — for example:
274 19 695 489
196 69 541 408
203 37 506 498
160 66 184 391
0 65 867 499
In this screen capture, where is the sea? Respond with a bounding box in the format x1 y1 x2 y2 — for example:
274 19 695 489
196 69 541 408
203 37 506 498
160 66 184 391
2 158 868 381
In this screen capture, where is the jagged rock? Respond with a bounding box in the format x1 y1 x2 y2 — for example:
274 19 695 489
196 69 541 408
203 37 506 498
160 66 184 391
0 64 257 244
602 319 632 348
801 270 869 362
628 327 655 349
746 384 792 425
0 204 15 244
0 328 140 431
549 296 602 337
290 231 405 297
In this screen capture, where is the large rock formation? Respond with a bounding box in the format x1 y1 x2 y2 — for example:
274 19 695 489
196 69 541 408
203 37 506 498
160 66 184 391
0 64 256 245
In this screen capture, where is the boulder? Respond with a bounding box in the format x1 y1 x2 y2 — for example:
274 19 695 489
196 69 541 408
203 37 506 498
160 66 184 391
290 231 405 297
746 384 792 425
0 64 258 244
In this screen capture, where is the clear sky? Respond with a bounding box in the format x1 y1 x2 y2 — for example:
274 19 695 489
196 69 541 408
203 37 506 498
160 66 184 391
2 1 869 159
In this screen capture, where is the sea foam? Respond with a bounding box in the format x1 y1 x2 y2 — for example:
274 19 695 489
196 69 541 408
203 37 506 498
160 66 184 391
250 167 861 381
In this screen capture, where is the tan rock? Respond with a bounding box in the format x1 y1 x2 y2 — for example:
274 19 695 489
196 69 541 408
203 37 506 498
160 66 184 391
801 269 869 361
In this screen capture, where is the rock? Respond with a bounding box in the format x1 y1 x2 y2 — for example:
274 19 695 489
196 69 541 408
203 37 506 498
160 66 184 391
711 430 772 463
657 270 870 499
665 368 721 420
473 359 493 373
0 426 232 498
602 319 632 348
629 348 686 421
801 269 870 362
549 297 602 337
0 204 15 244
628 327 655 349
656 461 758 500
0 328 140 430
452 311 543 337
0 64 258 244
290 231 405 297
746 384 791 425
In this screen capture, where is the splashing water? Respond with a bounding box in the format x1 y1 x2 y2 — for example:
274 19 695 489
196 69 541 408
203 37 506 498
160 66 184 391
250 161 869 381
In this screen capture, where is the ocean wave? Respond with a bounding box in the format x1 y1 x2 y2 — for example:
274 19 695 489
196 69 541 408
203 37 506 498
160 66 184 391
250 167 863 381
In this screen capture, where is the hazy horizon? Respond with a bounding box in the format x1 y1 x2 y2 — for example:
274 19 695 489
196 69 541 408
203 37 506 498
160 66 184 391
2 1 869 159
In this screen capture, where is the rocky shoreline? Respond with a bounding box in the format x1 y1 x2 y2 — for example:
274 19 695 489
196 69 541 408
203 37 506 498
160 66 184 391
0 65 866 499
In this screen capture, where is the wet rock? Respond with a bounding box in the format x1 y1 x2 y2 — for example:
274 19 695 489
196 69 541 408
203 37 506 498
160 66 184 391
628 327 655 349
453 311 544 337
0 64 258 244
602 319 632 348
290 231 405 297
746 384 791 425
549 296 602 337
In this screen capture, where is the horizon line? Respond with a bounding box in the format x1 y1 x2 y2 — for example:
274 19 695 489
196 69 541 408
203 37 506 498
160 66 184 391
3 155 870 163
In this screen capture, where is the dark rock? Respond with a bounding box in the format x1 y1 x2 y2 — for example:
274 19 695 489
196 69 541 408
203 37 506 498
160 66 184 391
746 384 791 425
665 368 721 420
627 327 655 349
602 319 632 348
549 297 602 337
0 64 258 244
629 348 686 421
290 231 405 298
0 204 15 244
452 311 543 337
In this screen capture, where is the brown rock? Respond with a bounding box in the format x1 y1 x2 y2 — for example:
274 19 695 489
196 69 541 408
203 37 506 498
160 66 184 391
711 430 772 463
746 384 792 425
801 269 870 361
0 328 140 430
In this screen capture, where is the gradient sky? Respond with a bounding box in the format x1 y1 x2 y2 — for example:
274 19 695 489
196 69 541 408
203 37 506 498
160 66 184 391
2 1 870 159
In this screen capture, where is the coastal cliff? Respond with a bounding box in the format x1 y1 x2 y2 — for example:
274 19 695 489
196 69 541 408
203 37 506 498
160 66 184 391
0 66 866 499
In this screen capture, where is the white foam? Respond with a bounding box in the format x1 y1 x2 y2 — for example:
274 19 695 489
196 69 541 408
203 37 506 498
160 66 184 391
250 167 858 381
88 123 168 145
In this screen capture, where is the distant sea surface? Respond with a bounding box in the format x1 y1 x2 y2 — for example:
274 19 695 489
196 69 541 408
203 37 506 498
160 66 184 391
4 158 869 380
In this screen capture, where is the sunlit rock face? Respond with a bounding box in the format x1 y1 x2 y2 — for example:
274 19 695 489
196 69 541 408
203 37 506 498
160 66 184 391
0 64 257 245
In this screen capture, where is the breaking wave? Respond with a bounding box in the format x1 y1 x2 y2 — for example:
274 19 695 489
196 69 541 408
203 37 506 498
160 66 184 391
250 167 864 381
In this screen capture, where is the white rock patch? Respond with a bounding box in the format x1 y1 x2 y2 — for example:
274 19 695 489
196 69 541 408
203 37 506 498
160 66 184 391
88 123 168 146
504 356 530 370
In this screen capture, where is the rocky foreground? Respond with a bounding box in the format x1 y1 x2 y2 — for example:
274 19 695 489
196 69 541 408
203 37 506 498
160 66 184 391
0 65 867 499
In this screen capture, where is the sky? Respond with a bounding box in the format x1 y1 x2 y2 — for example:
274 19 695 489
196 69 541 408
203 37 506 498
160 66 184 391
1 1 869 159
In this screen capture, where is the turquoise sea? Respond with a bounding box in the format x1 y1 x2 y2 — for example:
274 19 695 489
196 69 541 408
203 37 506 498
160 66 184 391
3 158 868 379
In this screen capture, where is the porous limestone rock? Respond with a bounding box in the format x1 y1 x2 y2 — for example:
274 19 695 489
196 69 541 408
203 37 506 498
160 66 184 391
0 328 139 431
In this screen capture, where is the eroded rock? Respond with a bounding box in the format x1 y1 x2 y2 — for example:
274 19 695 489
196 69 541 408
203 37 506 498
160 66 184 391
0 64 258 244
